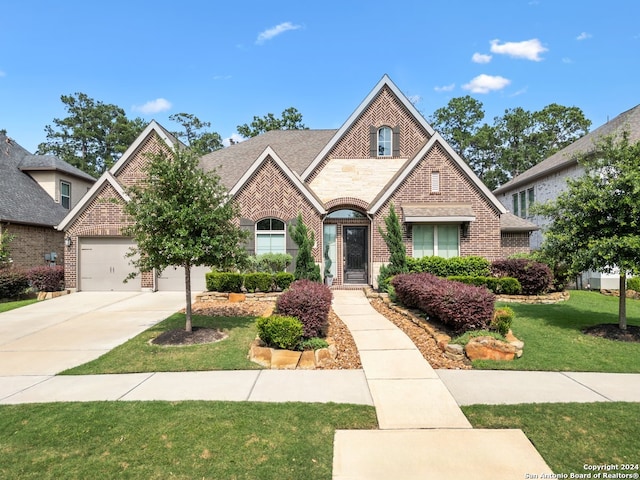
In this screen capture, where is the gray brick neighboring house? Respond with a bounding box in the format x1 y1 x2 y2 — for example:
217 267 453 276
493 104 640 289
0 132 95 269
59 75 538 292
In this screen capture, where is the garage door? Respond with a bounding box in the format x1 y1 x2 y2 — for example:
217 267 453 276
156 265 210 292
79 237 140 291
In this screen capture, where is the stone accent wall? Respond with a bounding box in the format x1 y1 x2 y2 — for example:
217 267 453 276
1 223 64 268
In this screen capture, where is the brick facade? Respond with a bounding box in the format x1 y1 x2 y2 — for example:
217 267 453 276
1 223 64 268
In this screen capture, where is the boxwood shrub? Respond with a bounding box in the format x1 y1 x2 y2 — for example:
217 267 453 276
274 272 295 291
205 272 243 293
243 272 273 293
392 272 495 333
406 255 490 277
0 268 29 299
628 277 640 292
256 315 303 350
276 279 332 338
490 258 553 295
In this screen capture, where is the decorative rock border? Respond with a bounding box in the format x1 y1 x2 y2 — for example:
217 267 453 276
495 291 569 304
363 286 525 362
196 291 282 303
37 290 71 301
248 338 338 369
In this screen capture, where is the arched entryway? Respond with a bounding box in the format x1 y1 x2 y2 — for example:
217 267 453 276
323 208 371 286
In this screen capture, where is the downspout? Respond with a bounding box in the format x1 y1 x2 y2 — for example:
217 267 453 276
367 212 374 287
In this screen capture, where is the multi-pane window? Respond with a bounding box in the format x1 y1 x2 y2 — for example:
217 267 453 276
512 188 535 218
60 181 71 209
256 218 286 255
377 126 392 156
412 224 459 259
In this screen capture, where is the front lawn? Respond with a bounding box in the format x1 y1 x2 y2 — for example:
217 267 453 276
62 312 261 375
473 290 640 372
0 401 377 479
0 298 38 313
463 402 640 475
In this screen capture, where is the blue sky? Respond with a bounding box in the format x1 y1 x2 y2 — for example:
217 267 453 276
2 0 639 153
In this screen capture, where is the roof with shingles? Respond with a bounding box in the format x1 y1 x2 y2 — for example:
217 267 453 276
494 104 640 195
500 212 540 232
19 154 96 182
0 133 69 227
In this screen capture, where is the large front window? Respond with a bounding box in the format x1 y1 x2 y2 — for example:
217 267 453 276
256 218 285 254
413 224 459 258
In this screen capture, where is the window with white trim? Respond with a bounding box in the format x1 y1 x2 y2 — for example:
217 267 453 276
256 218 286 254
412 224 459 259
377 126 392 156
431 171 440 193
60 181 71 209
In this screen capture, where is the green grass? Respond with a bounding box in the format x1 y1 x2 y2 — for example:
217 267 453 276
0 298 38 313
463 402 640 475
62 313 262 375
0 401 377 480
473 290 640 372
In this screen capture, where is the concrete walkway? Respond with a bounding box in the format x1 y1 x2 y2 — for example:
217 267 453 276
330 290 553 479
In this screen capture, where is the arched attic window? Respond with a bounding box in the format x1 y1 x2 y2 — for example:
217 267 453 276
378 126 392 156
370 125 400 157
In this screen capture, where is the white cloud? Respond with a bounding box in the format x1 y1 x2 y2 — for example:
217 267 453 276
472 53 492 64
132 98 172 114
576 32 592 41
406 94 422 105
462 74 511 94
256 22 302 45
223 133 245 147
562 57 574 64
434 83 455 92
490 38 548 61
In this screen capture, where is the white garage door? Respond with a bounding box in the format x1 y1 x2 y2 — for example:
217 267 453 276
79 237 140 291
156 265 210 292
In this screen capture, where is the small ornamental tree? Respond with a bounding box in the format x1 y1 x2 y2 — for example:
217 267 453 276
124 145 248 332
377 204 408 290
289 213 321 282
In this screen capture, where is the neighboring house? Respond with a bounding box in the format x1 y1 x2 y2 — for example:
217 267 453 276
493 104 640 289
0 132 95 269
59 75 536 292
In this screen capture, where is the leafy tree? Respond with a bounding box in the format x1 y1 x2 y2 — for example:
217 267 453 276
237 107 307 138
535 131 640 330
288 213 321 282
37 93 145 177
377 204 408 291
123 146 248 332
169 113 223 156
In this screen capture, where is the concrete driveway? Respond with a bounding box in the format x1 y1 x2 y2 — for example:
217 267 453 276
0 292 188 375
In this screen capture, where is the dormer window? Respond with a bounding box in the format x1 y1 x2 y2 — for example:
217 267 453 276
60 181 71 209
377 126 392 157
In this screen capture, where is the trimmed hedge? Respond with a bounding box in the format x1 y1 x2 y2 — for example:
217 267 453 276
0 268 29 299
274 272 295 291
392 273 495 333
276 279 332 338
447 275 522 295
256 315 303 350
206 271 295 292
27 265 64 292
490 258 553 295
243 272 273 293
406 255 490 277
205 272 243 293
628 277 640 292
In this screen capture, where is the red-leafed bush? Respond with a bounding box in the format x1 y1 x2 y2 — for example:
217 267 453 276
490 258 553 295
276 279 332 338
27 265 65 292
0 268 29 299
392 273 495 333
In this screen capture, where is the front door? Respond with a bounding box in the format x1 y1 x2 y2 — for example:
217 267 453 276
343 226 367 284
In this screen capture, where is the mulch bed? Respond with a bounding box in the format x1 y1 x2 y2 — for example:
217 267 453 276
151 327 227 346
582 324 640 343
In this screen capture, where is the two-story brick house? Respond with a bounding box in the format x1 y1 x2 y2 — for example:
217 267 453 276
59 75 536 291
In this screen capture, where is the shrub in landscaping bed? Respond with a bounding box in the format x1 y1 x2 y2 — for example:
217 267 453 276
491 306 515 336
205 272 243 293
27 265 64 292
243 272 273 293
628 277 640 292
247 253 292 273
491 258 553 295
276 279 332 338
0 268 29 299
447 275 522 295
406 255 490 277
256 315 303 350
274 272 295 291
392 273 495 332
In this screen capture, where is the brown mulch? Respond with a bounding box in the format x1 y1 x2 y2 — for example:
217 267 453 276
368 298 471 370
582 324 640 343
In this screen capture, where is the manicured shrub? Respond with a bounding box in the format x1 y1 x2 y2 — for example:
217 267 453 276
256 315 303 350
274 272 295 291
0 268 29 299
628 277 640 292
392 273 495 333
289 213 322 282
406 256 448 276
243 272 273 293
491 307 515 336
407 255 490 277
247 253 292 273
276 279 332 338
447 275 522 295
26 265 65 292
205 272 243 293
377 263 395 293
297 337 329 351
491 258 553 295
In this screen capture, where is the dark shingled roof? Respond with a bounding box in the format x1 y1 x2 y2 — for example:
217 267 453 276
0 133 73 227
19 154 96 182
500 212 540 232
199 129 337 189
494 104 640 194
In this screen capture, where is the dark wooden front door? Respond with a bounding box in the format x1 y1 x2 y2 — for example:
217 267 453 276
343 226 367 284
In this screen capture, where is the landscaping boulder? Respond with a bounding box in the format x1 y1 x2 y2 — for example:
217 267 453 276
465 336 516 361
